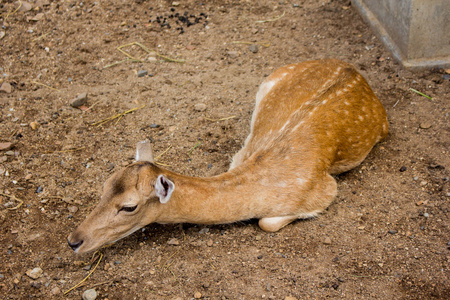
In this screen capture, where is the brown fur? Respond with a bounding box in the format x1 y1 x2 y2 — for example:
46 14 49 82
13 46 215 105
68 59 388 254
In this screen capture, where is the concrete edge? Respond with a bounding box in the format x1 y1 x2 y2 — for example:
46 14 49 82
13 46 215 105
351 0 450 70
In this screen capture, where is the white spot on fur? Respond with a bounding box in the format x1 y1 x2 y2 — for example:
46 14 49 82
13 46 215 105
296 178 306 186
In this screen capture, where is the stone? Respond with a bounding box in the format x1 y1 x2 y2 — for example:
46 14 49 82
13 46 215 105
68 206 78 213
249 44 258 53
167 238 180 245
82 289 97 300
0 142 13 151
137 70 148 77
194 103 207 112
0 82 12 93
25 267 43 279
70 92 88 108
50 287 60 295
227 51 239 58
323 237 332 245
194 291 202 299
30 121 40 130
419 122 432 129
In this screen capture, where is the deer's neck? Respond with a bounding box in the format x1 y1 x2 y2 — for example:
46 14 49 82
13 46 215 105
155 153 316 225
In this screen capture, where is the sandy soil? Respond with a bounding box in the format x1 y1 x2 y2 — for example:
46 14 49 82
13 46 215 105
0 0 449 299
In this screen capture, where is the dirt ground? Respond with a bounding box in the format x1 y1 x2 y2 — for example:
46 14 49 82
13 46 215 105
0 0 449 299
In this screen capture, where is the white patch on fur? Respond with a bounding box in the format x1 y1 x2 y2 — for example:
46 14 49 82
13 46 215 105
297 210 321 219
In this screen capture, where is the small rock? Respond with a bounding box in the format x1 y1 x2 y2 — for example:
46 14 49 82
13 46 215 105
25 267 43 279
82 288 97 300
70 92 88 108
5 151 14 156
0 31 5 40
423 212 429 218
30 121 40 130
249 44 258 53
30 13 45 22
150 124 160 128
137 70 148 77
50 287 60 295
194 291 202 299
68 206 78 213
255 235 262 241
199 228 210 234
167 238 180 245
388 229 397 234
323 237 332 245
194 103 207 112
0 82 12 93
285 297 298 300
399 166 407 172
206 240 213 247
416 200 424 206
419 122 431 129
443 74 450 81
0 142 13 151
36 186 43 193
227 51 239 58
172 1 180 6
17 1 33 11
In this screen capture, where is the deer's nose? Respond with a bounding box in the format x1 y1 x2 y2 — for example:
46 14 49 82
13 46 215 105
68 239 83 252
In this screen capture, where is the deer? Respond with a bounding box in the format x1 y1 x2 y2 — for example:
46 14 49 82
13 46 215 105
68 59 388 254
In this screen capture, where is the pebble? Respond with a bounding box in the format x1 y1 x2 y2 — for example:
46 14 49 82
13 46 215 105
0 82 12 93
194 291 202 299
206 240 213 247
419 122 431 129
150 123 160 128
68 206 78 213
199 228 209 234
249 44 258 53
255 235 262 241
399 166 407 172
423 213 429 218
285 297 298 300
227 51 239 58
50 287 60 295
0 142 13 151
30 121 40 130
388 229 397 234
138 70 148 77
443 74 450 81
70 92 88 108
167 238 180 245
5 151 14 156
36 186 43 193
25 267 43 279
323 237 332 245
194 103 207 112
82 288 97 300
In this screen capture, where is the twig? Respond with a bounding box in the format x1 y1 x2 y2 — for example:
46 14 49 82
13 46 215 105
204 115 236 122
31 81 59 91
5 1 22 21
91 104 146 127
32 31 51 42
103 58 141 69
189 142 202 155
392 99 401 108
0 193 24 210
232 41 271 47
155 145 172 161
409 88 433 100
84 99 104 112
256 11 285 23
64 253 103 295
115 42 185 65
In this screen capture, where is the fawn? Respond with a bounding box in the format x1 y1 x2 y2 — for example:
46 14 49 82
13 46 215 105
68 59 388 254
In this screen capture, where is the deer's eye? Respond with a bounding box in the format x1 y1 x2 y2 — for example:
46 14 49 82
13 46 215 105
119 205 137 213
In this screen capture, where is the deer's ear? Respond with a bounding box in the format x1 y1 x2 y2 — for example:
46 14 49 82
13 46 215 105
155 175 175 204
136 140 154 162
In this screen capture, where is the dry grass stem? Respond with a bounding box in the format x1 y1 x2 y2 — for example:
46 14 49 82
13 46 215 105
64 253 103 295
31 81 59 91
204 115 236 122
92 104 146 127
116 42 185 65
0 193 24 210
255 10 285 23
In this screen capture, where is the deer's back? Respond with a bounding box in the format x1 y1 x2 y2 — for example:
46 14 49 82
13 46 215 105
231 59 388 174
